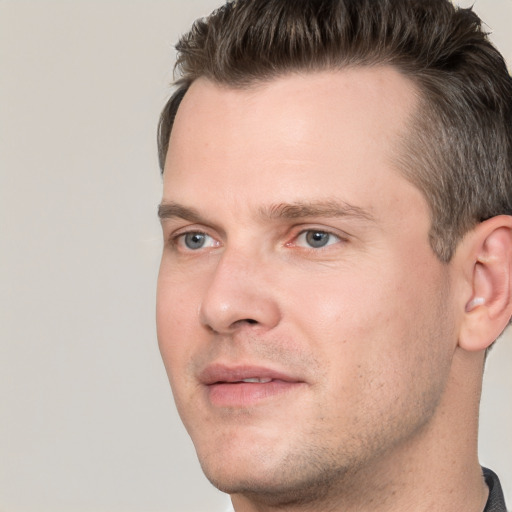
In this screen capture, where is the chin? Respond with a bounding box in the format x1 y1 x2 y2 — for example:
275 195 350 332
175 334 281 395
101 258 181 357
203 462 348 508
195 438 351 507
196 437 279 490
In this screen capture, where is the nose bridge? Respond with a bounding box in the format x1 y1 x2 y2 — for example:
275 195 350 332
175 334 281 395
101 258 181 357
199 244 280 333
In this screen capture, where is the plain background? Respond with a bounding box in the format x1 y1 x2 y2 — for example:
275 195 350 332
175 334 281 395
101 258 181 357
0 1 511 511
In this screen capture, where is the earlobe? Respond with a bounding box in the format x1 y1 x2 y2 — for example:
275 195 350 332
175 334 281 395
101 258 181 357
458 216 512 352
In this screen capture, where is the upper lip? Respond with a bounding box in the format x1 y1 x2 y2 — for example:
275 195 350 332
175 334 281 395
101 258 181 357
199 364 302 385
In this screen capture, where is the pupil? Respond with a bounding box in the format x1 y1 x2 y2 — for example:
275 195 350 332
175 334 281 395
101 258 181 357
185 233 205 249
306 231 329 248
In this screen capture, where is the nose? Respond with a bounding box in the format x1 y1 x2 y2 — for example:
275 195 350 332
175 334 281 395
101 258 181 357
199 249 281 334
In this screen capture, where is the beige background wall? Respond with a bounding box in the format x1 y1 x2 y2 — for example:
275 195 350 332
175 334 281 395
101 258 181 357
1 1 510 511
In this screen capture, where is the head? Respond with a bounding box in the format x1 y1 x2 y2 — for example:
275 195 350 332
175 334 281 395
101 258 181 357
156 1 512 509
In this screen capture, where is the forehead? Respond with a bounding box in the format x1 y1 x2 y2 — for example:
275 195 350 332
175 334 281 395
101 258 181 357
169 67 416 150
163 67 420 217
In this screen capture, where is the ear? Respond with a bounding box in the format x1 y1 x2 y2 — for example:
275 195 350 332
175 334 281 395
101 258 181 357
458 215 512 352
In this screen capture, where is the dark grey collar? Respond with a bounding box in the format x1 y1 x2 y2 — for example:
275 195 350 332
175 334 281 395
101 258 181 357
483 467 508 512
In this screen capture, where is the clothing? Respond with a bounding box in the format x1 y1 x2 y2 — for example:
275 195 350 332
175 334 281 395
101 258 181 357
483 467 508 512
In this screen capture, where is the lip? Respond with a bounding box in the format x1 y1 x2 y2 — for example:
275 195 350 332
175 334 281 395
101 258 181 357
199 364 305 407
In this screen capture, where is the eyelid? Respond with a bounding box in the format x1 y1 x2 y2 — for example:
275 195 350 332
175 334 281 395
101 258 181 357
286 226 348 249
164 223 349 251
167 225 222 251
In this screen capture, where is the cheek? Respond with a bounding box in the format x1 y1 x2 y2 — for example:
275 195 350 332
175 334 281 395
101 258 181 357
286 262 391 347
156 266 200 380
280 267 393 410
288 267 453 454
288 257 453 388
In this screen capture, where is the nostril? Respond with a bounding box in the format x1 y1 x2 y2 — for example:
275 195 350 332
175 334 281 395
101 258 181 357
233 318 258 326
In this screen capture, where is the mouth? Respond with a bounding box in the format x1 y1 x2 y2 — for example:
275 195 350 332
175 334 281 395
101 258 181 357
199 365 305 407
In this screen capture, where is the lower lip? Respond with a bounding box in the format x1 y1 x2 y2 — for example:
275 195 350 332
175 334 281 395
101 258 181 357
207 380 301 407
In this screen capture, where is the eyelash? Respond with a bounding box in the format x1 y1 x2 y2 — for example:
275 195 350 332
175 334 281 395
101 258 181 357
168 227 346 252
171 231 218 251
291 229 342 250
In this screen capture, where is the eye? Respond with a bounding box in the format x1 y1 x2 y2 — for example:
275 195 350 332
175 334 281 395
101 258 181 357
178 232 218 250
295 230 340 249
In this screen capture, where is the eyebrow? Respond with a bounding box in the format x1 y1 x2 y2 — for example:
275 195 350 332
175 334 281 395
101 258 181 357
158 202 205 223
158 199 375 224
260 200 375 222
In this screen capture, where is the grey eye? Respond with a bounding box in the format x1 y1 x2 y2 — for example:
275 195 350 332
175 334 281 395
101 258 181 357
305 231 331 248
184 232 207 250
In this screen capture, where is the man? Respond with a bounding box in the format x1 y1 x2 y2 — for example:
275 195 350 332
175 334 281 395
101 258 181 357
156 0 511 510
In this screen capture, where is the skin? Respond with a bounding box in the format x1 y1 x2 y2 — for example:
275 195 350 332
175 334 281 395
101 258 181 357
157 68 492 511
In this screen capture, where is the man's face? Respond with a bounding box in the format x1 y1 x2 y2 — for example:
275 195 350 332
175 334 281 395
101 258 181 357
157 68 457 503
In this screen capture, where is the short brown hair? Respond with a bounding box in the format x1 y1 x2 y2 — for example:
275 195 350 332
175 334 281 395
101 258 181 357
158 0 512 261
